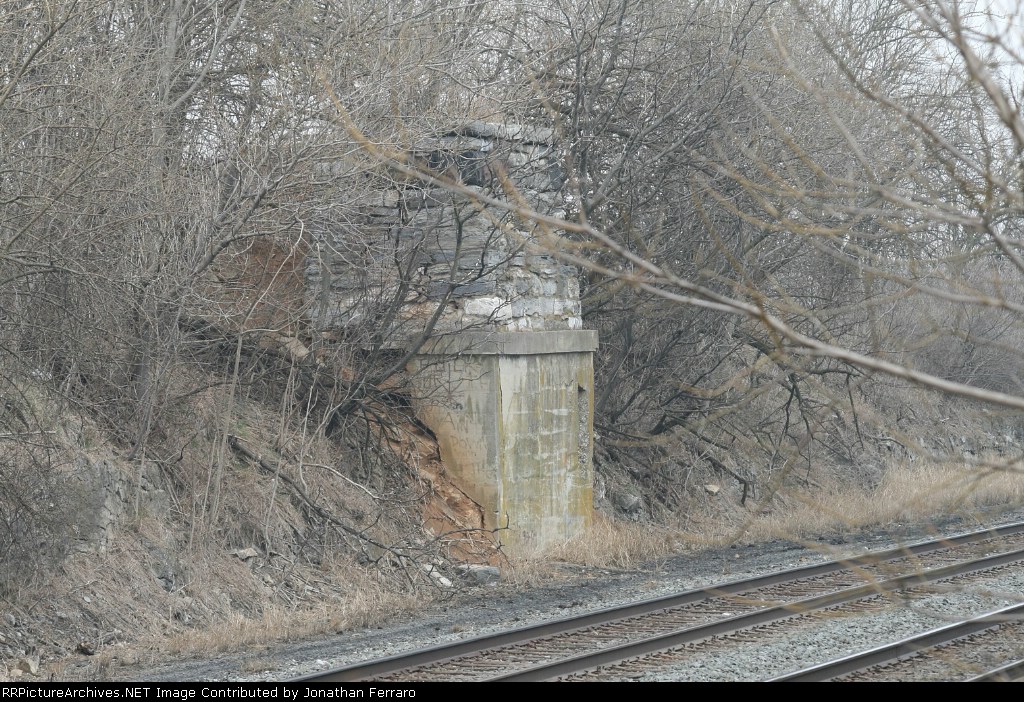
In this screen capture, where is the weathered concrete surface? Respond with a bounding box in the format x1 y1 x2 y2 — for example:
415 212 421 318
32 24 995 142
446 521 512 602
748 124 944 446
409 353 504 530
497 352 594 546
409 330 596 549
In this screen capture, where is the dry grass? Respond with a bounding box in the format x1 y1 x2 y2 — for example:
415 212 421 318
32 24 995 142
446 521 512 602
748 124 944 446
502 514 688 585
32 452 1024 682
18 363 1024 680
20 377 446 680
503 457 1024 584
161 582 424 656
728 457 1024 545
46 550 429 680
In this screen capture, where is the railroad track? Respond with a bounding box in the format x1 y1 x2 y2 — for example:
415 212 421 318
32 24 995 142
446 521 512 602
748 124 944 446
772 602 1024 681
294 521 1024 682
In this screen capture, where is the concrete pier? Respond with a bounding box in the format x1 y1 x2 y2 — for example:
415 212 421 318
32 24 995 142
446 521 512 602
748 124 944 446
409 331 596 548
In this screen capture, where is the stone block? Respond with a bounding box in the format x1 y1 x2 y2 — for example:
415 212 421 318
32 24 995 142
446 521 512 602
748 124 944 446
456 564 501 585
305 121 579 345
460 120 555 144
361 206 401 218
426 280 496 299
463 296 511 319
403 187 481 210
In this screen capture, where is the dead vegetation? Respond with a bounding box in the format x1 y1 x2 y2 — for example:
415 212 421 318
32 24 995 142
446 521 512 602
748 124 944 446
0 364 502 682
3 363 1024 683
4 0 1024 683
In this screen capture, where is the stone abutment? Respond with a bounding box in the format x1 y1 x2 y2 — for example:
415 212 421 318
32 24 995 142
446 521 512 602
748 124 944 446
306 122 595 548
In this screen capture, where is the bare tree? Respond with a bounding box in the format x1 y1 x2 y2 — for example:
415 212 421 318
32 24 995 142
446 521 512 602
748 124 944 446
4 0 1024 583
330 0 1024 511
540 0 1024 502
0 0 525 579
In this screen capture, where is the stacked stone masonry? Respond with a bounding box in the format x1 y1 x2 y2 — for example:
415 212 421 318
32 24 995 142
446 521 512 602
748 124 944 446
306 121 581 341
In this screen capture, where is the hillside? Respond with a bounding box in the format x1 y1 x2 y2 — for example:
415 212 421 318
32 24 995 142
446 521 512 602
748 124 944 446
4 0 1024 681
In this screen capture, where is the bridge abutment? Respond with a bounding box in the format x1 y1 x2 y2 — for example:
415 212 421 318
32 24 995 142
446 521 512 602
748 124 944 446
307 122 596 548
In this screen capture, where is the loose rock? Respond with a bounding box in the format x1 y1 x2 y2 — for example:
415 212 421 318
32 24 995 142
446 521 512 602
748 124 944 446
456 564 501 585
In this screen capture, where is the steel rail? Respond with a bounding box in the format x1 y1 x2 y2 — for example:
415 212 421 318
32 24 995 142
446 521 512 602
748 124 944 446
769 602 1024 682
488 547 1024 680
294 521 1024 682
966 658 1024 682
